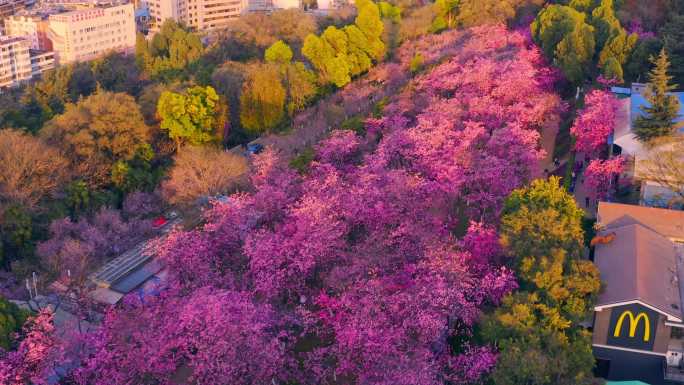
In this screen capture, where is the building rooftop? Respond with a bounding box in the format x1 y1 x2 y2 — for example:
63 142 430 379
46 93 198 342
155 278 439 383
594 223 681 320
595 202 684 322
597 202 684 241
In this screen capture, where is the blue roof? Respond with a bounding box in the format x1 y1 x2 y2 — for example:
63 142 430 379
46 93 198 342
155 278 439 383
611 86 631 95
631 92 684 133
135 8 150 17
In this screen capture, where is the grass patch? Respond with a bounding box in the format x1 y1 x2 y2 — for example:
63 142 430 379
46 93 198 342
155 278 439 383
289 147 316 174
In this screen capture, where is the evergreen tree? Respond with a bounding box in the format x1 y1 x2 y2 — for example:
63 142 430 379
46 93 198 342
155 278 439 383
602 56 624 82
634 49 681 141
531 5 596 85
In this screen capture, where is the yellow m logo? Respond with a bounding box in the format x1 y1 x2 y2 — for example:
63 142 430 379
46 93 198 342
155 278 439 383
613 311 650 342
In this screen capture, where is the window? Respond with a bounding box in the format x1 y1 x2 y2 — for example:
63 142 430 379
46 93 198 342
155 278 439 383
672 327 684 340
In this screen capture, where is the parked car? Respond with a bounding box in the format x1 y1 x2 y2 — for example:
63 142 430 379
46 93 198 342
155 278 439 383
246 143 264 155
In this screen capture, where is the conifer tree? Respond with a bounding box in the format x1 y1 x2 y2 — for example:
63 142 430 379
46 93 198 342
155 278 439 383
634 49 681 141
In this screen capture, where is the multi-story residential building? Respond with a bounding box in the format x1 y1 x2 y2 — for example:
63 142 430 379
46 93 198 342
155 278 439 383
4 12 54 51
144 0 246 32
0 0 29 30
30 49 55 76
0 35 33 88
47 3 135 63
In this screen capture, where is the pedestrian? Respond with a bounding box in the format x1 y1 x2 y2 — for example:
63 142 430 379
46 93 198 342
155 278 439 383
554 157 560 167
585 196 590 207
544 168 549 177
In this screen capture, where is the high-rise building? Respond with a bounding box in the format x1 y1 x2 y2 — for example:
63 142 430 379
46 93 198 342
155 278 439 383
47 3 135 63
0 36 33 88
4 13 54 51
144 0 246 32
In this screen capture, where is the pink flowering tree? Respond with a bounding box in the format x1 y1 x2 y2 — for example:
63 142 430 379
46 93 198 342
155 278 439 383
571 89 620 155
74 287 292 385
0 310 60 385
585 156 626 200
46 25 563 384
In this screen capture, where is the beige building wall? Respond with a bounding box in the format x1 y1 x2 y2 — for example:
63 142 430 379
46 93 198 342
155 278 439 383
0 36 32 88
48 3 135 64
144 0 246 32
189 0 245 30
5 15 53 51
145 0 184 29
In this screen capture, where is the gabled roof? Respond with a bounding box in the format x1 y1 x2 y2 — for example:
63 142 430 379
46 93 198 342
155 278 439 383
597 202 684 241
594 223 682 321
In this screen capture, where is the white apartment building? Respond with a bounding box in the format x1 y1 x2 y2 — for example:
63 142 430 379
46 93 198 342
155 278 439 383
4 13 53 51
0 36 32 88
47 3 135 63
145 0 246 31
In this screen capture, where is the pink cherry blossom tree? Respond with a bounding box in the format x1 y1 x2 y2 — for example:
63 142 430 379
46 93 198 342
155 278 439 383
0 310 60 385
571 89 620 155
585 156 626 200
39 25 562 385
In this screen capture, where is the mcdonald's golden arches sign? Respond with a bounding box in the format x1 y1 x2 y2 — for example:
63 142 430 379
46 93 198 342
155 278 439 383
606 304 657 351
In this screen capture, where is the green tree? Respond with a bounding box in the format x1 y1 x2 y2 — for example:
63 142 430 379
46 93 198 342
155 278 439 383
135 32 152 72
660 14 684 85
111 144 160 193
378 1 401 22
481 177 601 385
554 22 596 84
67 63 97 102
602 56 624 82
0 205 33 268
92 53 142 95
240 63 286 133
501 177 585 260
590 0 637 73
567 0 597 12
531 5 596 84
590 0 620 49
265 40 294 65
157 86 223 150
284 62 318 116
634 49 681 141
356 2 385 59
344 25 374 76
624 37 662 83
40 91 152 188
140 20 203 80
302 33 351 87
431 0 460 32
482 292 598 385
0 296 29 350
